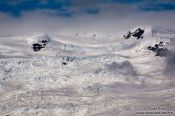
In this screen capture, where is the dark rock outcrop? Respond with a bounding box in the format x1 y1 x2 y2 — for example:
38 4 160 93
124 28 144 39
33 43 45 52
32 35 50 52
147 41 171 57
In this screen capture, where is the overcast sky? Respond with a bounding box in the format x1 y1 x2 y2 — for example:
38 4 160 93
0 0 175 35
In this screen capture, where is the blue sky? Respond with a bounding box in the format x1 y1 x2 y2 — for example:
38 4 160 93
0 0 175 17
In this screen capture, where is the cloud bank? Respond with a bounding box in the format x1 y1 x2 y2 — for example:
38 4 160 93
0 0 175 35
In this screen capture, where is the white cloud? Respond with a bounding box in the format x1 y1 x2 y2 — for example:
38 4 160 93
0 10 175 36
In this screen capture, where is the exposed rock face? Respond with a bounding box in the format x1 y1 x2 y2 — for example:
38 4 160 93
33 43 45 51
124 28 144 39
32 34 50 52
147 41 171 57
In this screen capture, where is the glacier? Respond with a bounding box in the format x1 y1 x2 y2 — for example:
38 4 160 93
0 26 175 116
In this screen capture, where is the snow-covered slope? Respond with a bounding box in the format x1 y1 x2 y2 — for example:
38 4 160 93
0 26 175 116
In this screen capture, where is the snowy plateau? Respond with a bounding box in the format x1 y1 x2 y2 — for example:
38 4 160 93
0 26 175 116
